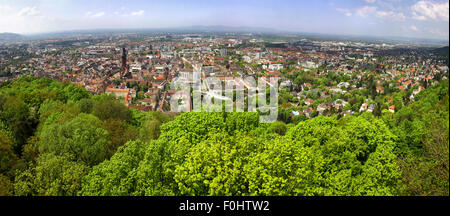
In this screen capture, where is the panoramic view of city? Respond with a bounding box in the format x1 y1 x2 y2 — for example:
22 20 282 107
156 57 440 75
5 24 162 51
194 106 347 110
0 0 448 211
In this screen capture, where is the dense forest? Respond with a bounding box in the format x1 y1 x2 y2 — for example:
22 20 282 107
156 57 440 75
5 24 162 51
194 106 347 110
0 76 448 196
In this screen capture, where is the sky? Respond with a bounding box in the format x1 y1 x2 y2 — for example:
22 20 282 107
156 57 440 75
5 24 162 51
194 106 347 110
0 0 448 40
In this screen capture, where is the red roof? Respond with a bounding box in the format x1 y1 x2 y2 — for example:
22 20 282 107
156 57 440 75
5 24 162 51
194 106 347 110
376 86 384 91
106 88 129 93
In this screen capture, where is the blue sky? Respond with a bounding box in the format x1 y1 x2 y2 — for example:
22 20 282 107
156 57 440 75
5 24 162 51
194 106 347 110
0 0 448 40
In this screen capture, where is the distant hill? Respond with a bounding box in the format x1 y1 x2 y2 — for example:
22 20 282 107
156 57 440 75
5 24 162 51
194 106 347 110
0 32 25 42
432 46 449 56
178 25 276 33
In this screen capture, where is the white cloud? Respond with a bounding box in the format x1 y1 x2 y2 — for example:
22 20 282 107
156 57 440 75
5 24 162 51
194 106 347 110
17 7 40 17
336 8 352 16
0 6 56 34
356 6 405 21
86 11 105 18
365 0 376 3
130 10 144 16
356 6 377 17
92 12 105 18
410 25 418 31
412 1 449 22
375 11 406 21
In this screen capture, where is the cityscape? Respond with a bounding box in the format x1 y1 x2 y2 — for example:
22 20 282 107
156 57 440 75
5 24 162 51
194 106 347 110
1 30 448 118
0 0 448 205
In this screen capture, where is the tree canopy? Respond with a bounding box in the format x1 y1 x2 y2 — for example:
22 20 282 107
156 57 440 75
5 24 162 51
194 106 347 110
0 76 447 196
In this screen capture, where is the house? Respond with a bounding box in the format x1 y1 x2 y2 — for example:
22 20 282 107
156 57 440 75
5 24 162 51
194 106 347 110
330 87 345 93
299 61 318 68
271 64 284 71
302 83 312 91
280 80 293 89
137 98 153 107
305 98 314 105
130 63 141 72
316 103 328 115
179 69 200 82
333 99 348 110
367 104 377 113
376 86 384 94
303 107 314 118
243 55 252 63
337 82 350 89
359 103 368 112
389 105 395 113
105 88 134 106
291 110 302 117
140 93 159 110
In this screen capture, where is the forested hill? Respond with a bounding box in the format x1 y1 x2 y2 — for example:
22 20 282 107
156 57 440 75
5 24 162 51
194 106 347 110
0 33 25 43
433 46 449 57
0 76 448 196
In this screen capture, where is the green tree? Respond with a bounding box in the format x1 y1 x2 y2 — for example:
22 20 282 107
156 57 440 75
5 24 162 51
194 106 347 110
77 98 94 114
79 140 147 196
0 96 35 154
91 95 131 122
38 113 110 166
14 153 89 196
140 119 162 142
102 119 138 156
0 174 13 196
0 132 17 174
63 84 90 102
174 131 258 195
269 121 287 135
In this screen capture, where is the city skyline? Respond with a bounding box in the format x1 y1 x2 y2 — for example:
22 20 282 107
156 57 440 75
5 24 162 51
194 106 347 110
0 0 449 40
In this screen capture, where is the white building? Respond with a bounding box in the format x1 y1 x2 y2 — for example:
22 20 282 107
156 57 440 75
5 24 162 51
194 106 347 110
267 64 283 71
130 63 141 72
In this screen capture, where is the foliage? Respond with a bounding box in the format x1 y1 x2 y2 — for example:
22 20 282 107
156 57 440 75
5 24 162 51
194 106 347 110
0 131 18 174
38 113 110 166
79 141 147 196
91 94 131 122
14 153 89 196
388 81 449 195
0 77 448 196
0 174 13 196
269 121 287 135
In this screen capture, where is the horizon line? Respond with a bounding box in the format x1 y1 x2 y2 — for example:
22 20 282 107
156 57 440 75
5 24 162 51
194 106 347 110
2 25 449 45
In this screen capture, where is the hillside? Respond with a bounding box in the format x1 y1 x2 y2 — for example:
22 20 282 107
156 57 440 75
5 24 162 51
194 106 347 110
433 46 449 57
0 76 448 196
0 33 24 42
